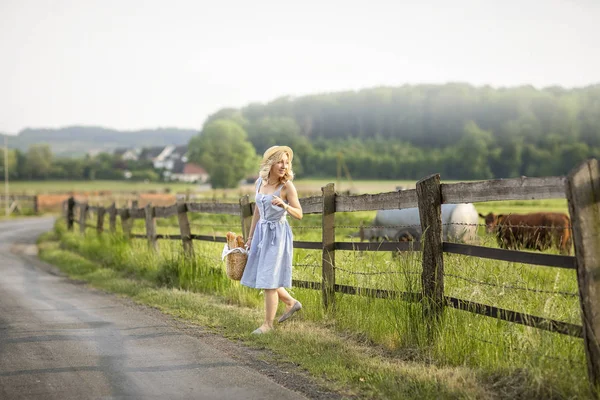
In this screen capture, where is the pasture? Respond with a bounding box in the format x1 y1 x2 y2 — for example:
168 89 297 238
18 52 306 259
50 207 585 398
53 175 591 399
37 171 599 398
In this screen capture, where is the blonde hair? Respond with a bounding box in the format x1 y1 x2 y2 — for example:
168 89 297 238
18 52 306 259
258 146 294 184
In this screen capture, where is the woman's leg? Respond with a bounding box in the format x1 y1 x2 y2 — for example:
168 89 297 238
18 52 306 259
276 287 296 311
258 289 278 332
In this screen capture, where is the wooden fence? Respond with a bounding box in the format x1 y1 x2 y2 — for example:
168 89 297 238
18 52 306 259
1 195 38 215
65 158 600 391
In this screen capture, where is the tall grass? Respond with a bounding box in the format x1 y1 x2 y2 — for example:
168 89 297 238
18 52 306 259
53 197 589 398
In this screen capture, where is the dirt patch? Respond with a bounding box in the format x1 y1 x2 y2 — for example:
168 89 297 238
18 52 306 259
36 192 178 212
138 193 177 207
10 243 38 256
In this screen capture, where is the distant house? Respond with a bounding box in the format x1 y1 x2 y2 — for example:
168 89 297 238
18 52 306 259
153 145 176 170
139 146 166 165
86 149 103 157
115 145 200 181
170 161 209 183
170 145 188 162
137 145 189 171
114 147 140 161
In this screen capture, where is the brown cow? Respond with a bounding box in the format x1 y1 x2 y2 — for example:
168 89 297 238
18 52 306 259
478 212 572 255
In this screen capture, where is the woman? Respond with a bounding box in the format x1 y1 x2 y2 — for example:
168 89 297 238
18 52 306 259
240 145 303 334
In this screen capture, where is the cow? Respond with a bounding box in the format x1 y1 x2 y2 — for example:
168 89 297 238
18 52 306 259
352 203 480 244
478 212 572 255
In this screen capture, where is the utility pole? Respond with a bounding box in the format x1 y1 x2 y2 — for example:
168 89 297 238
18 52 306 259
4 135 8 217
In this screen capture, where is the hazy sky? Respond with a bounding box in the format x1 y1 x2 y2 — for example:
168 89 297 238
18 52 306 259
1 0 599 134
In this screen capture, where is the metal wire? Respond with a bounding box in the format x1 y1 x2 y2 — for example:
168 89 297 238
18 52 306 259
333 265 420 276
445 273 578 298
293 263 321 268
330 222 572 230
190 223 240 229
464 333 580 366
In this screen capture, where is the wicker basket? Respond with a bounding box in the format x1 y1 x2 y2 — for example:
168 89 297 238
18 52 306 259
226 251 248 280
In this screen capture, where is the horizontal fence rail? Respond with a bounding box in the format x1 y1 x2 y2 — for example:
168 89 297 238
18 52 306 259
443 242 576 269
441 176 566 203
335 189 419 212
446 296 582 337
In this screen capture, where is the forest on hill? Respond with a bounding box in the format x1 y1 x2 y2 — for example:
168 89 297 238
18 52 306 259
197 83 600 181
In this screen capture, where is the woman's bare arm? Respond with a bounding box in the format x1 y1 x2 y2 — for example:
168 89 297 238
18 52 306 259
245 204 260 246
280 181 303 220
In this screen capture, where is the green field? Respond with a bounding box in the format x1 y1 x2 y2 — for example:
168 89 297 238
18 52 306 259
6 180 203 194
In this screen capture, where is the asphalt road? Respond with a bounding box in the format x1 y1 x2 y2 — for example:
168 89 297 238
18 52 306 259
0 218 317 400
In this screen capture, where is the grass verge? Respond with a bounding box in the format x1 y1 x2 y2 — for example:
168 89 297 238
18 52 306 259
37 233 507 400
36 216 590 400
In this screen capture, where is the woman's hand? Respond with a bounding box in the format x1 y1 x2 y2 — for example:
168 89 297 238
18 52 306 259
272 195 287 210
245 237 252 248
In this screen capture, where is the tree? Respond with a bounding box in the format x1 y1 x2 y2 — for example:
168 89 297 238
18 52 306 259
447 121 494 179
247 117 302 154
202 108 248 129
51 158 84 179
188 120 258 188
24 144 53 179
490 136 523 178
246 116 312 176
130 169 160 182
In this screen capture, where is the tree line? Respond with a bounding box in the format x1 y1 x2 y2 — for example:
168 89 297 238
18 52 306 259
0 144 160 181
188 83 600 186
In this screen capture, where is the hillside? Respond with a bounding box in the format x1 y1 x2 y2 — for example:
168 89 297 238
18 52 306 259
2 126 198 156
200 83 600 180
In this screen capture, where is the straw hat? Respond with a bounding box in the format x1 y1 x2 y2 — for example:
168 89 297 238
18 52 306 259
262 145 293 163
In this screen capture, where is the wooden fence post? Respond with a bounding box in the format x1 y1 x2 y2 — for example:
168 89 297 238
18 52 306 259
144 203 158 252
66 196 75 231
121 200 138 238
119 208 132 238
96 207 105 235
33 195 38 214
79 203 88 235
177 201 194 257
322 183 336 311
108 202 117 233
566 158 600 393
239 195 253 240
416 174 445 321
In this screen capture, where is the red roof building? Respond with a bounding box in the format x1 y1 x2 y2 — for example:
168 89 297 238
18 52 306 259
170 162 209 183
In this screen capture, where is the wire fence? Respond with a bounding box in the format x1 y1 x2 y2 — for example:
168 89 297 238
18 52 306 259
463 333 581 367
444 273 578 298
101 215 576 297
72 199 581 326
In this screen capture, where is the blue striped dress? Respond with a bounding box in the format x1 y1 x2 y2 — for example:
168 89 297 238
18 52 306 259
240 178 293 289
